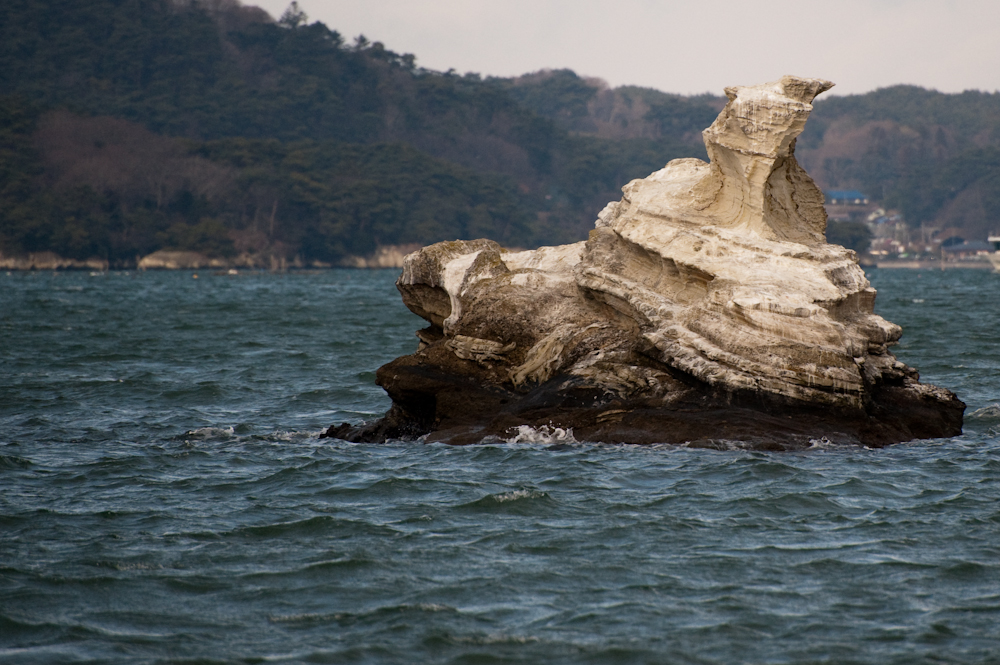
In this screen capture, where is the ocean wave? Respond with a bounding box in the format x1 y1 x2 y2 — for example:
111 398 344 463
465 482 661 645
967 404 1000 421
269 603 459 626
457 489 554 515
89 560 163 572
230 516 399 540
504 425 577 444
808 436 844 449
300 556 377 572
5 270 1000 664
682 438 760 451
182 426 235 440
491 489 547 503
426 632 541 646
0 454 32 470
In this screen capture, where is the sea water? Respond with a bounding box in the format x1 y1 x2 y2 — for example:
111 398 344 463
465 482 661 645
2 268 999 664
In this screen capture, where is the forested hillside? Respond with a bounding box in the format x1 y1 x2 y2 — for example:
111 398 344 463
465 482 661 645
2 0 999 266
0 0 704 266
798 86 1000 240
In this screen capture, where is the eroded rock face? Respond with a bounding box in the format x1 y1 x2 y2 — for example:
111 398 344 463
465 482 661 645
324 76 964 448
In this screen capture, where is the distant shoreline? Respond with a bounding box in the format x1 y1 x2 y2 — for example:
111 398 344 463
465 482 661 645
4 253 997 272
872 259 994 270
1 246 421 271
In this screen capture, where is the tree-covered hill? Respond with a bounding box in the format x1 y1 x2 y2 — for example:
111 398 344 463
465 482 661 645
0 0 707 265
798 86 1000 240
2 0 999 266
498 69 725 142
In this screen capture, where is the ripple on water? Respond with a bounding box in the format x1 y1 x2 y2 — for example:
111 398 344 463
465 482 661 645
2 270 1000 664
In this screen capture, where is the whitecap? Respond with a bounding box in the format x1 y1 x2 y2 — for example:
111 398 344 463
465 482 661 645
491 489 546 503
968 404 1000 420
183 426 235 439
504 424 577 444
681 438 754 450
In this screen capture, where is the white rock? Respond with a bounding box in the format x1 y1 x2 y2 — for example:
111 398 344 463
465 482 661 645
349 76 963 446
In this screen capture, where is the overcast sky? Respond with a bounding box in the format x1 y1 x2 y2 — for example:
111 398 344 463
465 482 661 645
249 0 1000 97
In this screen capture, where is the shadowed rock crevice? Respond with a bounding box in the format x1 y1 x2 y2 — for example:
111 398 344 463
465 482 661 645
323 76 964 448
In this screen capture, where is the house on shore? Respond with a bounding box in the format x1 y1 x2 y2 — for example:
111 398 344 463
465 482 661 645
824 190 877 222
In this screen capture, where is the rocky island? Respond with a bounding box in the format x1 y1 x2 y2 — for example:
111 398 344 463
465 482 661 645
324 76 964 448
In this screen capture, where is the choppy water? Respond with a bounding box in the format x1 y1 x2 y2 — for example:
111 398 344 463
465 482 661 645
2 268 999 664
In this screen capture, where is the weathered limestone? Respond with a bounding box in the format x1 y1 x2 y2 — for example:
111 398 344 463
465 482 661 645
324 76 964 448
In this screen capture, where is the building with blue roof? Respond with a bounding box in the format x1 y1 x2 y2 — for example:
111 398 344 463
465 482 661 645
825 190 870 205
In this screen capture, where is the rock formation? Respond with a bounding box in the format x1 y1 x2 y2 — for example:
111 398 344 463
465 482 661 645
324 76 964 448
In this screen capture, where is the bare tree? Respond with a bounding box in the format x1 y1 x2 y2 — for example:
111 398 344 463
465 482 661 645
34 111 236 210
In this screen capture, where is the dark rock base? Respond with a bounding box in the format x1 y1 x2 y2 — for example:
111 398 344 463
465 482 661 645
322 348 966 449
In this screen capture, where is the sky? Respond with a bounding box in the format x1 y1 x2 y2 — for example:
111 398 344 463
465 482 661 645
249 0 1000 97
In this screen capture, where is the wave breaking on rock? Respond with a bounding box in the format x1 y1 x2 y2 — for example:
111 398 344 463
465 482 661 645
324 76 964 448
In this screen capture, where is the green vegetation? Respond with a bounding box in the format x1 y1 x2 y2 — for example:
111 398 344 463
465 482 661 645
0 0 708 264
502 69 599 124
2 0 999 265
825 221 872 254
0 99 537 264
197 138 533 260
800 85 1000 239
888 147 1000 229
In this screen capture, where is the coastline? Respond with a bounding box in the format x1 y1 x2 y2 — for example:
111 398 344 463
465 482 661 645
5 252 996 272
1 245 422 271
873 259 994 270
